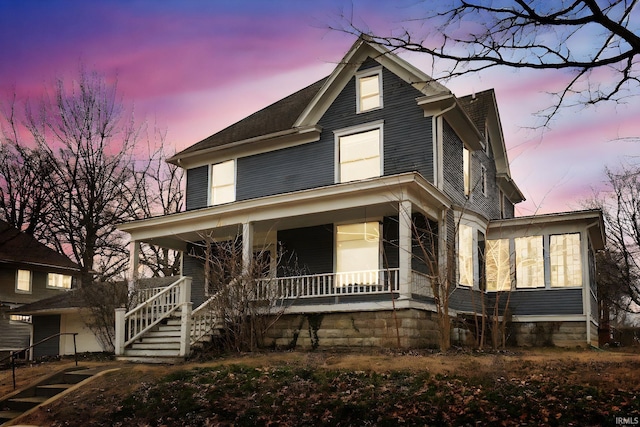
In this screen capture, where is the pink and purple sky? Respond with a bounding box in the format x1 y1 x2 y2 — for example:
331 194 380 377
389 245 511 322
1 0 637 216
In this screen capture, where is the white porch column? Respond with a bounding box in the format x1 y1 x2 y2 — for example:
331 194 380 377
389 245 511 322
399 200 412 298
128 240 140 291
242 222 254 274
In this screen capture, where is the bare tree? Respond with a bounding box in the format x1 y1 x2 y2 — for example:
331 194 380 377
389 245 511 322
24 69 147 284
0 97 54 237
338 0 640 122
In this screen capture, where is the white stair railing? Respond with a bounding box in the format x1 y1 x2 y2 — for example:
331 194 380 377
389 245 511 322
190 294 218 346
115 276 192 355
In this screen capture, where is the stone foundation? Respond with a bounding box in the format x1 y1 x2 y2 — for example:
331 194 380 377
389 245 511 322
264 309 441 350
510 321 589 347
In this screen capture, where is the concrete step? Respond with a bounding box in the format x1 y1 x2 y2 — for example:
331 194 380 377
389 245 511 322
130 341 181 350
116 355 185 364
35 383 73 398
123 348 181 357
0 410 23 423
143 329 182 338
137 336 182 344
3 395 48 411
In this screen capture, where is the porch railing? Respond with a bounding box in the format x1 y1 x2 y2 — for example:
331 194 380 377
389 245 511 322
190 294 218 346
257 268 400 299
115 276 192 355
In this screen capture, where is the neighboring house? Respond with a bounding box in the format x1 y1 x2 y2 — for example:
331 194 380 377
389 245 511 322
117 38 604 357
0 219 80 359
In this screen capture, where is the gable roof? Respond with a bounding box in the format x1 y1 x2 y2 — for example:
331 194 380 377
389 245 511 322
0 220 79 271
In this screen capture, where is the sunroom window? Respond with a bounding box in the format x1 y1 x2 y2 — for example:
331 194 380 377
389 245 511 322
338 128 381 183
357 70 382 112
515 236 544 288
458 224 473 286
550 233 582 287
48 273 72 289
336 222 380 285
210 159 235 205
486 239 511 291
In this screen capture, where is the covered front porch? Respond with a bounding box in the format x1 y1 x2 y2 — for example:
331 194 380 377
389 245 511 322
120 172 451 309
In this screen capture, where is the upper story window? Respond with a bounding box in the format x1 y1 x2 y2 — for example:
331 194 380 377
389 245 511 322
550 233 582 287
336 123 383 183
210 160 235 205
356 68 383 113
463 147 471 196
48 273 72 289
16 269 31 293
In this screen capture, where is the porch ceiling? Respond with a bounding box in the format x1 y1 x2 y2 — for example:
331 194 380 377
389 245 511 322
118 172 452 250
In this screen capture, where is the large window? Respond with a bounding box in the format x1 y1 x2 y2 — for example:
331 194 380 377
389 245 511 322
16 269 31 293
356 70 382 112
515 236 544 288
338 128 381 183
463 147 471 196
550 233 582 287
210 160 235 205
48 273 73 289
486 239 511 291
336 222 380 285
458 224 474 286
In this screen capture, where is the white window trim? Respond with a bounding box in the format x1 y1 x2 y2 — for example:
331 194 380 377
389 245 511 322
334 121 384 184
16 269 32 294
356 67 383 113
208 159 236 206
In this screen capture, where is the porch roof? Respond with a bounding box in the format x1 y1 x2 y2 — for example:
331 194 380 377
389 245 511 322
118 172 452 250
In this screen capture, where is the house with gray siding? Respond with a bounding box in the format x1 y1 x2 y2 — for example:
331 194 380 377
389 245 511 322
117 38 604 358
0 219 80 359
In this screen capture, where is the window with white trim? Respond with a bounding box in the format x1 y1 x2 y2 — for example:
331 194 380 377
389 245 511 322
356 69 382 112
458 224 474 286
210 159 235 205
337 127 381 183
550 233 582 287
486 239 511 291
515 236 544 288
463 147 471 196
336 222 380 285
16 269 31 293
48 273 72 289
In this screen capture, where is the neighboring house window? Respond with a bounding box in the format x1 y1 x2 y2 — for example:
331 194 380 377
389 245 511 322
550 233 582 287
515 236 545 288
356 68 382 113
458 224 473 286
10 314 31 323
463 147 471 196
16 269 32 293
480 165 487 196
336 222 380 286
210 159 235 205
486 239 511 291
337 126 382 183
48 273 72 289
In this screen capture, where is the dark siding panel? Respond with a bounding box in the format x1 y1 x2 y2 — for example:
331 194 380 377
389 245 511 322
0 313 30 350
236 142 334 200
33 315 60 358
186 166 208 211
449 287 485 313
383 216 399 269
278 225 333 275
508 289 583 316
183 247 206 307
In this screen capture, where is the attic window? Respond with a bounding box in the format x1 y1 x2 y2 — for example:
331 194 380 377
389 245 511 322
356 68 382 113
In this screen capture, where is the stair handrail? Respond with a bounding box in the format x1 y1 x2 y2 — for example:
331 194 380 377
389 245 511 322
190 294 219 346
0 332 78 390
119 276 191 350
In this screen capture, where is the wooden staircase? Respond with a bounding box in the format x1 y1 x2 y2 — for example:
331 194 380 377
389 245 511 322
0 367 111 426
117 313 185 364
